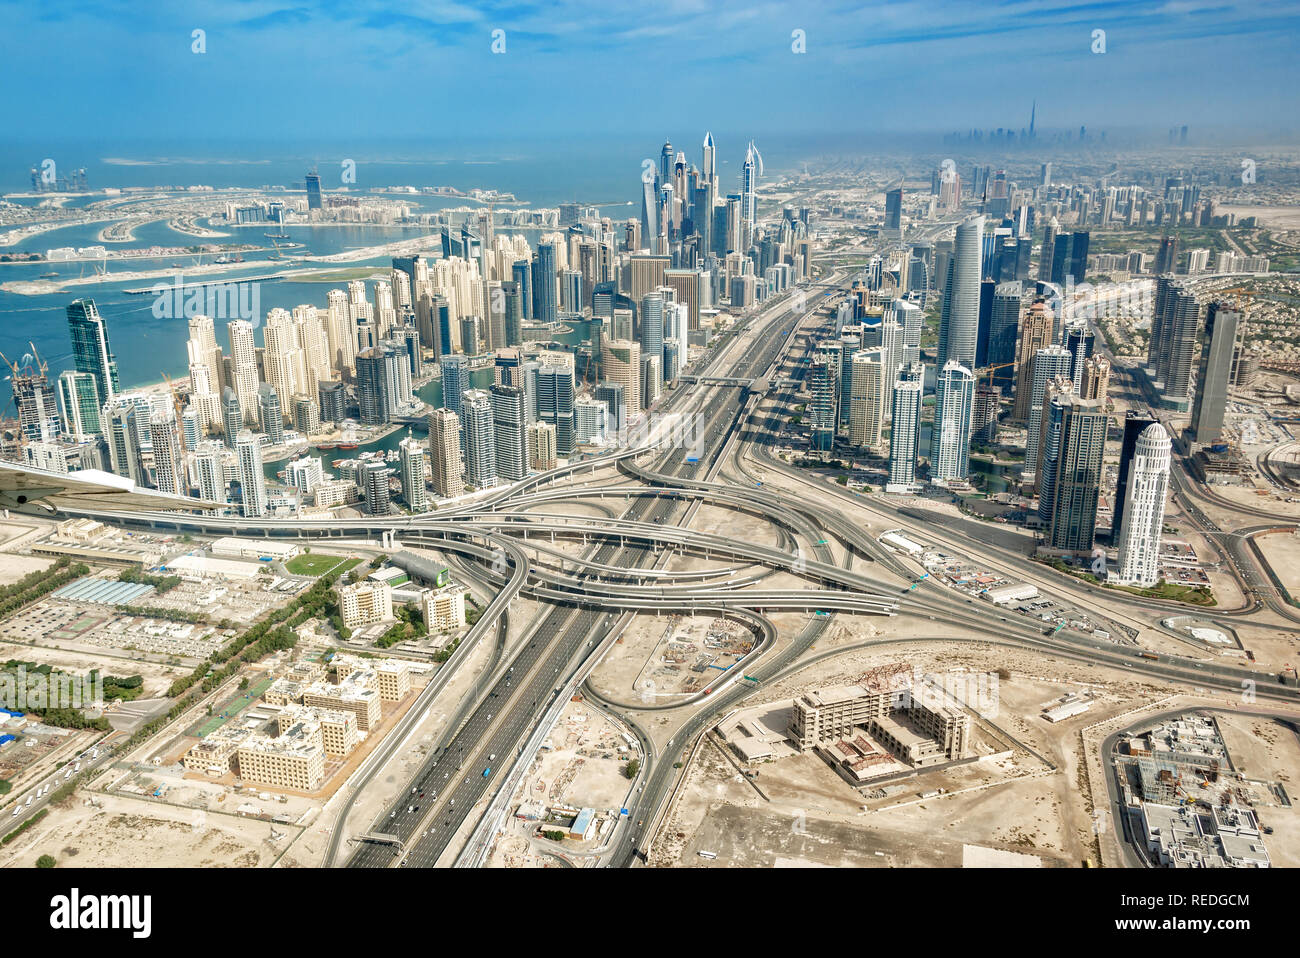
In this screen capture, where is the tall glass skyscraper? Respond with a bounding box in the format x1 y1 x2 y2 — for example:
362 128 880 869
937 216 983 371
66 299 120 405
931 361 975 484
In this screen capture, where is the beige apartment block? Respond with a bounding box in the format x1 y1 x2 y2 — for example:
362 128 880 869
302 672 381 730
421 583 467 632
339 580 394 629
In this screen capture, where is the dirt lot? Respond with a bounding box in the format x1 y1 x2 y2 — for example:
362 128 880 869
649 636 1248 868
0 791 287 868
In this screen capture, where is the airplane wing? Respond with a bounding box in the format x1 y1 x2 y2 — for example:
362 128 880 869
0 460 218 514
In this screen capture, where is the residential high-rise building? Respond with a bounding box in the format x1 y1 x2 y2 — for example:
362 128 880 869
1080 355 1111 403
227 319 260 420
531 242 558 324
1044 398 1108 554
1189 302 1241 444
931 361 975 484
257 383 284 444
150 408 184 495
849 349 888 450
360 459 392 515
808 353 839 453
461 389 497 489
972 383 1001 444
235 429 268 518
221 387 243 448
1063 324 1096 391
103 398 145 485
1012 298 1056 420
1113 412 1159 540
601 339 642 420
398 435 429 513
1115 423 1172 586
193 441 227 506
318 380 346 423
527 420 557 472
988 282 1023 392
885 187 903 231
1152 279 1200 410
886 368 924 492
937 215 983 370
66 298 120 404
1023 345 1073 481
491 383 527 482
536 354 576 457
440 353 469 421
427 408 464 500
57 370 101 437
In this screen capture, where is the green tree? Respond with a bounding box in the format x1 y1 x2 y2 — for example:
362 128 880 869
36 854 56 868
624 759 641 779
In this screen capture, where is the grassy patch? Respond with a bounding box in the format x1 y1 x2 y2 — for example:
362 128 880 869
285 554 361 577
1106 580 1217 607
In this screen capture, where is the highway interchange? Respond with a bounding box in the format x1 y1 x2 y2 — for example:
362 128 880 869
45 225 1300 870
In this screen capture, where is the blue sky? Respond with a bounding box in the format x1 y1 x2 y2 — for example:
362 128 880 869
2 0 1299 142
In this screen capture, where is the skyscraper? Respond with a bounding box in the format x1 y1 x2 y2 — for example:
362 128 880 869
532 242 558 324
886 368 924 492
930 361 975 484
1012 298 1056 420
1189 302 1241 444
1156 282 1200 410
305 169 322 210
1023 344 1073 481
884 187 903 232
1112 411 1159 540
103 398 145 485
360 459 392 516
1115 423 1172 587
601 339 642 420
150 408 184 495
227 319 260 420
988 282 1023 392
399 435 429 513
221 387 243 448
235 429 268 518
440 353 469 422
461 390 497 489
57 370 101 437
491 383 527 482
66 299 120 405
536 355 576 458
1044 398 1108 554
937 215 983 371
808 353 839 453
427 408 464 500
257 383 284 444
1063 324 1096 391
849 349 887 449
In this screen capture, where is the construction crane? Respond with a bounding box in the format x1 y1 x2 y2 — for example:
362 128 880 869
1215 285 1257 312
977 361 1016 386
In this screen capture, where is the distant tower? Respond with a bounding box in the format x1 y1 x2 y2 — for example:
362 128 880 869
305 169 323 211
1115 423 1171 586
